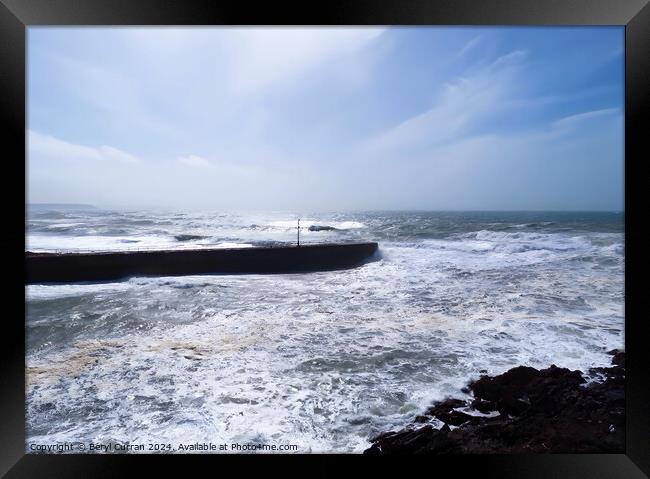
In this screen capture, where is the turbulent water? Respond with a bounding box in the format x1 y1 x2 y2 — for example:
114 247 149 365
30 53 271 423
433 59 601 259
26 207 624 453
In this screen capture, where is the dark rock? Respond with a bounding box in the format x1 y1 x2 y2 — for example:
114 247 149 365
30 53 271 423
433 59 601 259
365 352 625 454
365 425 460 454
424 398 475 425
606 349 625 368
425 398 465 415
439 410 475 427
308 225 337 232
499 395 530 416
369 430 397 443
174 234 206 242
471 398 497 414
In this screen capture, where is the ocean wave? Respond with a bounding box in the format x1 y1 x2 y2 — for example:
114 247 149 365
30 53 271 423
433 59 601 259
46 223 86 230
25 210 624 452
268 220 366 230
456 230 593 252
214 242 254 249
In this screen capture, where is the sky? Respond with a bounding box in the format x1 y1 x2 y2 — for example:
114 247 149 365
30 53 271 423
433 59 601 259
27 27 624 211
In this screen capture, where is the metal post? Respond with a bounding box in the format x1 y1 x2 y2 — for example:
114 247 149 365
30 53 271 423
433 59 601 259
297 218 300 247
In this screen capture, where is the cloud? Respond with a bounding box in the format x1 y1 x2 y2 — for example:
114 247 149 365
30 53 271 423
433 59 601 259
222 27 386 95
28 130 139 163
337 107 623 211
177 155 215 169
360 50 528 157
97 146 139 163
337 42 622 211
551 108 620 130
458 35 482 56
27 27 624 211
41 54 182 142
33 28 387 158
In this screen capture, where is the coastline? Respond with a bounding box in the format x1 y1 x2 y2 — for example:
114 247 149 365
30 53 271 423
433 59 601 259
365 349 625 454
26 210 624 451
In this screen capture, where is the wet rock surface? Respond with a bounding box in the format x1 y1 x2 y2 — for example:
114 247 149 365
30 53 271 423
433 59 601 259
365 350 625 454
308 225 337 231
174 234 207 242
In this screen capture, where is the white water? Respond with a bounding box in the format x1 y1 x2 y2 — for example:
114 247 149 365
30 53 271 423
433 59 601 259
26 210 624 452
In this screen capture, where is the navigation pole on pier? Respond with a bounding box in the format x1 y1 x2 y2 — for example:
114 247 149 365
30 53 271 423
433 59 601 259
297 218 300 247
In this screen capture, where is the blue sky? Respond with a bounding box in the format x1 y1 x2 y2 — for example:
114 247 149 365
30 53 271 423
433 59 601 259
27 27 624 211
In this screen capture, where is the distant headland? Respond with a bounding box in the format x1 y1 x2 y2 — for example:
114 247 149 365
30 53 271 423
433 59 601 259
28 203 97 210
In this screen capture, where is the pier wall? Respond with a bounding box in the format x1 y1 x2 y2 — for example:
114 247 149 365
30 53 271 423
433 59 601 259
26 242 379 283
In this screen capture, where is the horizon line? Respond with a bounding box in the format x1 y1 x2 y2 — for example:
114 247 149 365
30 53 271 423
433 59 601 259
26 203 625 214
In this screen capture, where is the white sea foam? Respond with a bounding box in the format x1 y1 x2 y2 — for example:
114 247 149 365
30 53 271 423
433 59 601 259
25 210 624 453
268 220 366 230
27 234 173 252
214 242 254 249
46 223 86 229
26 234 257 253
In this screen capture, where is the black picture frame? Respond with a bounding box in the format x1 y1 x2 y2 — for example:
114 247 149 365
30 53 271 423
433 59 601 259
2 0 647 476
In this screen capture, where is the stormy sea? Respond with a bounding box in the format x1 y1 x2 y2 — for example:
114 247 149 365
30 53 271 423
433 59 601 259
25 206 624 453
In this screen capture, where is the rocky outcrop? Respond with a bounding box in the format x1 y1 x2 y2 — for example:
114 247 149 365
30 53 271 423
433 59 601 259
308 225 337 232
174 234 207 242
365 350 625 454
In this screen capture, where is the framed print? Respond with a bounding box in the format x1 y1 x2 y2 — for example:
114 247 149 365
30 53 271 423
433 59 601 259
1 0 648 476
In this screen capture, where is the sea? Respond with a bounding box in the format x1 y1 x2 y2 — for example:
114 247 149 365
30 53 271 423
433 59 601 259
25 206 625 453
